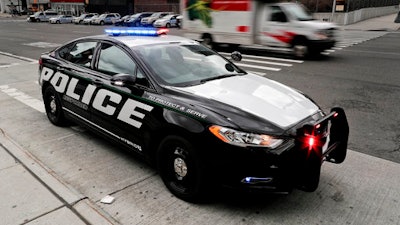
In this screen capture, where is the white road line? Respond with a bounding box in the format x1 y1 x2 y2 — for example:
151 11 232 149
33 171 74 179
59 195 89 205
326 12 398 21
247 71 266 76
240 58 293 67
0 85 45 113
0 63 20 68
235 63 281 71
220 52 303 63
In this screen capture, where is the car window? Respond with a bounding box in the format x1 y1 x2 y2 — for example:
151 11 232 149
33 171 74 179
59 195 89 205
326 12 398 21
98 43 151 88
98 43 137 76
134 43 243 86
57 41 97 68
270 6 287 22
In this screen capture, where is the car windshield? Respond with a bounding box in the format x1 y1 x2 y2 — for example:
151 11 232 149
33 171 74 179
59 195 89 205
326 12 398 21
134 44 246 87
286 4 313 21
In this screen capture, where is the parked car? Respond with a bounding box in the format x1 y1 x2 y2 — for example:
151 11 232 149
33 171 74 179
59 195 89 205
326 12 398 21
92 13 121 25
141 12 174 26
124 12 154 27
153 14 180 28
114 15 130 26
38 27 349 202
83 15 99 25
72 13 98 24
27 10 58 22
49 15 73 24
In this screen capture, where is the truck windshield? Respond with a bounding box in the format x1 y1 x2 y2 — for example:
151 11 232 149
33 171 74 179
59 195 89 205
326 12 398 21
134 44 245 87
286 4 313 21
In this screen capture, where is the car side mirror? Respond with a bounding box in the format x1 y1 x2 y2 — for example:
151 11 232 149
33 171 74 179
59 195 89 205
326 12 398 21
231 51 242 62
111 73 136 87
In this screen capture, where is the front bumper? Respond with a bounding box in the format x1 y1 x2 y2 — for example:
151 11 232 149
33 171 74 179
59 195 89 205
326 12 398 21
202 107 349 193
309 39 336 52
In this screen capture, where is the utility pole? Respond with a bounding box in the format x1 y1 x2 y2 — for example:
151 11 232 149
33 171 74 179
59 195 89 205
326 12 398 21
331 0 337 22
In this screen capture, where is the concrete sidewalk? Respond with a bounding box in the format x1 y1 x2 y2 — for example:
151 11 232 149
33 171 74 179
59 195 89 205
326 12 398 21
0 129 117 225
341 12 400 31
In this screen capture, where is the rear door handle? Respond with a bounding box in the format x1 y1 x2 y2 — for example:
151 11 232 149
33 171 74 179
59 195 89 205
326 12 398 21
57 66 67 72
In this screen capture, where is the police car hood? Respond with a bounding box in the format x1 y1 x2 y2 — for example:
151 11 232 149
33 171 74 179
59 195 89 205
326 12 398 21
174 74 319 129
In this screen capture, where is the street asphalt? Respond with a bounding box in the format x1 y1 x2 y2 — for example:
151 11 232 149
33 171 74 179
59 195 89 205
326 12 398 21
0 12 399 225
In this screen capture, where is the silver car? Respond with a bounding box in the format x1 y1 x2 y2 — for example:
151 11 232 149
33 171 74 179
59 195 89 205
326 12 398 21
49 15 73 24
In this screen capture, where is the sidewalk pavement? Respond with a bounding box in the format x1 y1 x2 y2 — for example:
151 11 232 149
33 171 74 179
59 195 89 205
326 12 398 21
0 11 400 225
0 128 117 225
341 12 400 31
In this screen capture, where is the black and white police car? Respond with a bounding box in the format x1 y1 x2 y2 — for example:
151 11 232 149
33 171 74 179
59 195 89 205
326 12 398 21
38 27 349 202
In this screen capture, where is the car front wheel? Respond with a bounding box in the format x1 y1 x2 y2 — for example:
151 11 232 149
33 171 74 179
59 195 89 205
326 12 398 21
43 86 69 126
157 135 208 202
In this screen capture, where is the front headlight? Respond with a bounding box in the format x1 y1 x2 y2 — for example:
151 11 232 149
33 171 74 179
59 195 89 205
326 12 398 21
209 125 284 149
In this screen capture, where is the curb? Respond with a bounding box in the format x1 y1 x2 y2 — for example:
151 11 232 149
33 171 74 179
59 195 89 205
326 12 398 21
0 128 120 225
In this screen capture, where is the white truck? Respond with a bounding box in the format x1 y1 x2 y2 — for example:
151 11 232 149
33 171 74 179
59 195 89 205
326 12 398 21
181 0 337 58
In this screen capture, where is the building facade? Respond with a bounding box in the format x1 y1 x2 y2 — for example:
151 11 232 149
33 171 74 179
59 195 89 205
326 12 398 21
50 0 84 15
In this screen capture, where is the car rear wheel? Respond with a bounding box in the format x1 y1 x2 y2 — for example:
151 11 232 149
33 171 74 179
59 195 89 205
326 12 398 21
43 86 69 126
157 135 208 202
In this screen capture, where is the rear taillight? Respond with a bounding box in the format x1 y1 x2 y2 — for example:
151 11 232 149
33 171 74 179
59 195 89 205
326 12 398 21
38 58 43 65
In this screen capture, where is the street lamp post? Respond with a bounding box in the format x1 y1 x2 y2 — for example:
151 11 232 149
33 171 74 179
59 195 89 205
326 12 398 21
331 0 337 22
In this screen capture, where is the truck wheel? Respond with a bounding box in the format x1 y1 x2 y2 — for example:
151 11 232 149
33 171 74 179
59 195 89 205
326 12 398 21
201 34 214 49
157 135 208 202
292 38 309 59
43 86 69 126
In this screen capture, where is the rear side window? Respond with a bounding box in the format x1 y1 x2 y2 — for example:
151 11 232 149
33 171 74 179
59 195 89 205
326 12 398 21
57 41 97 67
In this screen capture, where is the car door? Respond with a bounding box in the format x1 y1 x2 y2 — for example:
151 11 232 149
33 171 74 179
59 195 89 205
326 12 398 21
258 5 291 47
90 42 157 153
54 40 99 124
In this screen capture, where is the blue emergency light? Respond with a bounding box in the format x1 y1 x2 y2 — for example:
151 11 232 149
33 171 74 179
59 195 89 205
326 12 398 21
105 27 169 37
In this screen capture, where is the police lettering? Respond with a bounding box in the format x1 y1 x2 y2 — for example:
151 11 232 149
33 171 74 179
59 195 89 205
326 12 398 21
41 67 153 128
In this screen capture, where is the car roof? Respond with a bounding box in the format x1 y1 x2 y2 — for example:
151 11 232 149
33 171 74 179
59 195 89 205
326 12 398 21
82 33 198 48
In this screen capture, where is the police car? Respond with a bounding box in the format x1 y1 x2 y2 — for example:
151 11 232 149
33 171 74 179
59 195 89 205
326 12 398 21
38 27 349 202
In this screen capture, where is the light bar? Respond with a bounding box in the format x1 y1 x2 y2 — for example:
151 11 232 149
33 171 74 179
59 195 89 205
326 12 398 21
104 27 169 37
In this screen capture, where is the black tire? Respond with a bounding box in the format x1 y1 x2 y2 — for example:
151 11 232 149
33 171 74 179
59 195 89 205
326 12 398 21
43 86 69 126
157 135 208 202
201 34 214 49
292 38 309 59
56 20 60 24
100 21 104 25
166 23 171 28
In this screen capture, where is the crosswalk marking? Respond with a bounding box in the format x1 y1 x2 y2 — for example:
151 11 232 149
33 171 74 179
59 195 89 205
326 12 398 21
0 85 45 113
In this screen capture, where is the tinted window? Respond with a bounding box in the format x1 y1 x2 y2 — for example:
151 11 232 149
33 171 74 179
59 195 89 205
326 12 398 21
98 43 136 75
269 6 287 22
58 41 97 67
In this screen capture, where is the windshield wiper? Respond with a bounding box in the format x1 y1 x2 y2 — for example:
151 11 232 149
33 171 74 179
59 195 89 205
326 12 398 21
200 73 245 83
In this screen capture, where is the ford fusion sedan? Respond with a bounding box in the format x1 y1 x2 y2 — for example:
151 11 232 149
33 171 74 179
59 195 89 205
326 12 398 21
38 27 349 202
